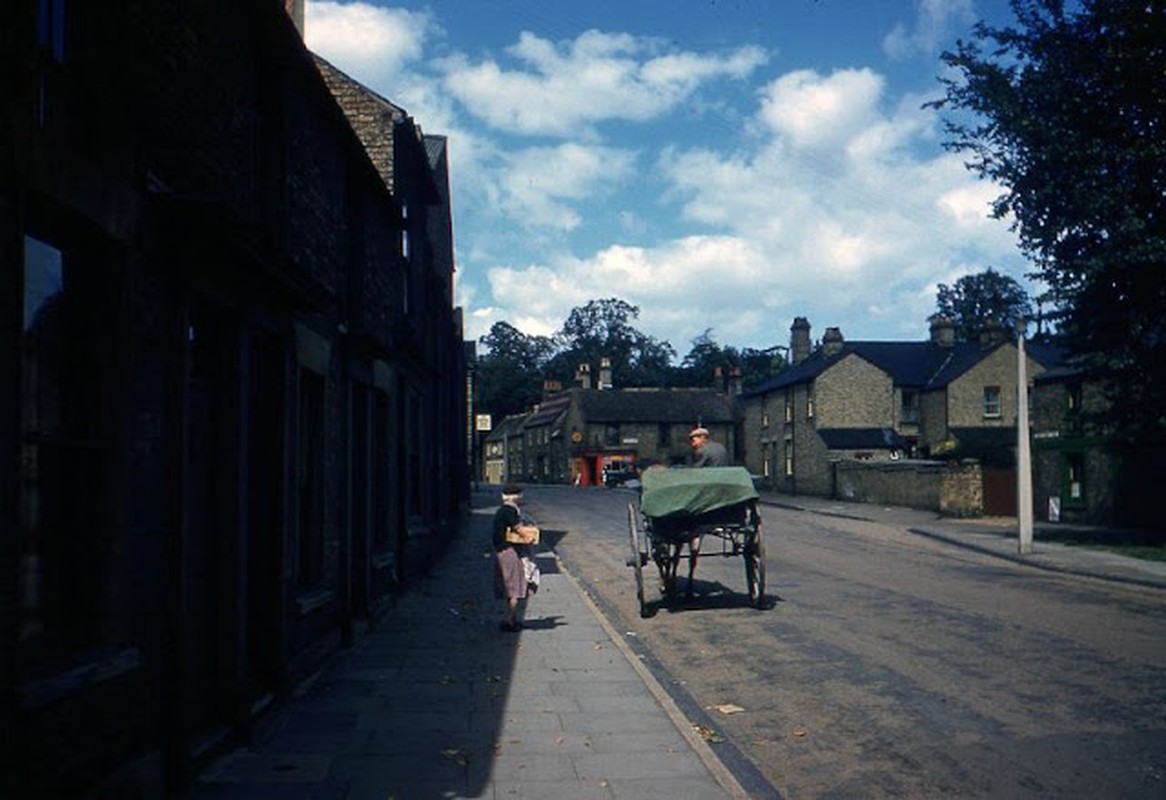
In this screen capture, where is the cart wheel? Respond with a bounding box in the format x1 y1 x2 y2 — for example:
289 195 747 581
627 503 649 618
745 526 766 609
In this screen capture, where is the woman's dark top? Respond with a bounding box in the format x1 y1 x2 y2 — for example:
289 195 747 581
492 503 521 552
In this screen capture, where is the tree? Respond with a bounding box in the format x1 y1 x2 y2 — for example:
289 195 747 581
677 330 788 391
934 268 1033 341
475 321 555 420
553 298 676 388
930 0 1166 437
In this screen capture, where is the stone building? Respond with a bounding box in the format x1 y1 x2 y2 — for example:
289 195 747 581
2 2 465 796
741 317 1059 514
488 380 739 487
1031 367 1164 528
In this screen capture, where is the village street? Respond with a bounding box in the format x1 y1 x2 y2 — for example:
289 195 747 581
524 485 1166 799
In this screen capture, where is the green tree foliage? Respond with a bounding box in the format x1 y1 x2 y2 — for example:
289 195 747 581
676 330 787 390
474 300 789 422
474 321 555 420
552 298 676 388
930 0 1166 437
934 268 1033 341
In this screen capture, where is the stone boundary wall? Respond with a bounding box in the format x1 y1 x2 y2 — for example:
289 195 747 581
834 459 983 517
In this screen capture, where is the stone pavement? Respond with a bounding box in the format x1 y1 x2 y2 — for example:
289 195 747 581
190 487 1163 800
190 490 751 800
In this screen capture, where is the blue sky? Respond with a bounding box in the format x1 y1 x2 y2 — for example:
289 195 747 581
304 0 1030 357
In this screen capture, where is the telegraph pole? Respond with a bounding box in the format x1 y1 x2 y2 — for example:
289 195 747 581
1017 318 1034 554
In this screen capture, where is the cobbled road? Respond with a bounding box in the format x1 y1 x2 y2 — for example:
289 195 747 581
519 485 1166 799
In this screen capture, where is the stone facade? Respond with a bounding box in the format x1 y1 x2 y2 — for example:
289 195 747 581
741 317 1060 516
1031 371 1162 528
490 387 738 486
835 460 983 517
3 4 465 797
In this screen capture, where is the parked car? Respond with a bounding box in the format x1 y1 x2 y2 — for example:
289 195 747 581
603 465 640 488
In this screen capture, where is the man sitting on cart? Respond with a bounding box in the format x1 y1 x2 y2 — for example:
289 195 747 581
688 426 729 467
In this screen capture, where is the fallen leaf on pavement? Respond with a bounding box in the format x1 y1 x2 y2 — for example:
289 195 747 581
693 723 725 743
712 704 745 715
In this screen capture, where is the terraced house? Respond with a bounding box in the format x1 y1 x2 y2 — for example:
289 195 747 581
3 2 467 796
741 316 1061 516
483 360 739 486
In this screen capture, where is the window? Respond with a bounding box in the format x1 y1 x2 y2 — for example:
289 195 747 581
605 424 619 446
1065 453 1085 506
784 392 793 423
983 385 1001 418
762 443 771 477
20 233 106 667
900 390 919 424
784 436 794 476
806 392 815 419
1065 383 1083 434
761 406 769 428
296 368 325 588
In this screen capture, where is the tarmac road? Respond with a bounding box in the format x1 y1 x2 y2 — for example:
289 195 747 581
527 484 1166 799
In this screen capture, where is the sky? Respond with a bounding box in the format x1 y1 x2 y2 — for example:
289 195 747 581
303 0 1033 358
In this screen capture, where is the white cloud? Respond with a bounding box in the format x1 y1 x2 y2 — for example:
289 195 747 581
757 68 885 149
497 143 637 230
305 1 435 80
437 29 767 137
883 0 977 59
304 2 1029 352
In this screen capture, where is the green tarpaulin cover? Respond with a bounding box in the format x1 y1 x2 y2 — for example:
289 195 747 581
639 466 759 519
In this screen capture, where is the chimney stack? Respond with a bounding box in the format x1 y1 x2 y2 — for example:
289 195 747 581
929 315 955 347
790 317 812 364
598 357 613 390
576 363 591 389
728 365 743 397
979 318 1006 348
822 326 844 357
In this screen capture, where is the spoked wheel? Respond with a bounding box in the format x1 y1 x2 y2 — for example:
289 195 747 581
627 503 649 618
745 524 766 609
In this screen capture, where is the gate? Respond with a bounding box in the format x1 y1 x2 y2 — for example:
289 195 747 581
982 467 1017 516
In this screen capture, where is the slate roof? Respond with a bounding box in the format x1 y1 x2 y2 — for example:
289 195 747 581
743 338 1065 397
818 427 908 450
577 388 736 425
484 413 527 443
523 393 571 428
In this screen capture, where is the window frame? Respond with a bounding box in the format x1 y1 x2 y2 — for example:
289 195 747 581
983 385 1002 418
